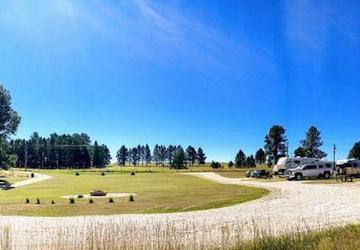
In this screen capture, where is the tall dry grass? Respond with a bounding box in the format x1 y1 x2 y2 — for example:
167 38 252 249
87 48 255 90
0 217 356 250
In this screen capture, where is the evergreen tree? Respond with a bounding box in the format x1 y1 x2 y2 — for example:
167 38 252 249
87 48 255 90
167 145 176 164
0 85 21 168
294 146 306 157
300 126 327 159
145 144 152 165
170 146 186 169
116 145 128 166
245 155 256 168
264 125 287 165
186 146 197 166
228 160 234 168
349 142 360 159
153 144 160 165
235 149 246 168
93 141 105 167
255 148 266 164
197 147 206 164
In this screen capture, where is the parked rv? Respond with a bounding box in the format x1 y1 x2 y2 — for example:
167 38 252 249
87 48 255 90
336 159 360 177
287 162 333 181
273 157 326 175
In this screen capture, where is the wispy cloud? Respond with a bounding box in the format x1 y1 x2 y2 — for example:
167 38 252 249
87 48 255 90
285 0 359 51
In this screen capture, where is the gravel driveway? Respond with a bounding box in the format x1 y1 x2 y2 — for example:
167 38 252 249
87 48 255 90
2 172 360 249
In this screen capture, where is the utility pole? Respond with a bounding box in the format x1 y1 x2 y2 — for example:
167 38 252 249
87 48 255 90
333 144 336 169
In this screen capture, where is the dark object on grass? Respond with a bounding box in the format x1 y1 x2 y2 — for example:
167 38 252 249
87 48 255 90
210 161 222 169
90 190 107 197
249 169 272 179
25 198 30 204
69 197 75 204
101 171 105 176
75 172 80 176
77 194 84 199
128 194 135 202
89 198 94 204
131 171 135 176
109 197 114 203
31 173 35 178
51 200 56 204
36 198 40 204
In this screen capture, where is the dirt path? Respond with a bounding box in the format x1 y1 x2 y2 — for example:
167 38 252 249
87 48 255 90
2 172 360 249
11 173 51 188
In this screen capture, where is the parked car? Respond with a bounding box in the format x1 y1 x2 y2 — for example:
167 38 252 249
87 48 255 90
0 180 11 190
336 159 360 177
247 170 272 179
287 163 333 181
274 157 333 175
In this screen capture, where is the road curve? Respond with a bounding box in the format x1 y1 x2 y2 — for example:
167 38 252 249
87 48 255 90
2 172 360 249
11 173 52 188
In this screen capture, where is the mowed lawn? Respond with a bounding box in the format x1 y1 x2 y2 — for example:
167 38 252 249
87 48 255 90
0 169 268 216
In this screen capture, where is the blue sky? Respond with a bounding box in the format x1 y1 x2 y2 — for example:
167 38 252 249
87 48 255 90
0 0 359 161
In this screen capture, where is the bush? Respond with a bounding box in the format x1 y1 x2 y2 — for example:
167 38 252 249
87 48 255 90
51 200 56 204
210 161 222 169
228 161 234 168
89 198 94 204
109 197 114 203
101 171 105 176
25 198 30 204
75 172 80 176
131 171 135 176
36 198 40 204
69 197 75 204
128 194 135 202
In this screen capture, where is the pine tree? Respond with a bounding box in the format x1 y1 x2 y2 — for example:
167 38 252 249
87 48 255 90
264 125 287 165
235 150 246 168
116 145 128 166
197 147 206 164
255 148 266 164
349 142 360 159
300 126 327 159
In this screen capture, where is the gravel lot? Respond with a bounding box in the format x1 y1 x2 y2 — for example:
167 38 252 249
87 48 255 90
3 172 360 249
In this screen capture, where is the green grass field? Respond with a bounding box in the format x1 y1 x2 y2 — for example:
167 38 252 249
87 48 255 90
0 167 268 216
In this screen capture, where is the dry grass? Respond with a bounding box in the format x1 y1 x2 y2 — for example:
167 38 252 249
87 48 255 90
0 219 358 249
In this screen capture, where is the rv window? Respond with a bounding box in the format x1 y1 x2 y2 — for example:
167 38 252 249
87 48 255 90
318 165 323 169
326 164 331 168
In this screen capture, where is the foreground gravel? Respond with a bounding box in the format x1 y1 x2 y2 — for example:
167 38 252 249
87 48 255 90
2 173 360 249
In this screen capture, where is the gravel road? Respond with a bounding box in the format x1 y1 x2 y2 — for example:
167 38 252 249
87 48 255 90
2 172 360 249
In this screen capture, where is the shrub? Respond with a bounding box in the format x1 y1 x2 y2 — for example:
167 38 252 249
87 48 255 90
51 200 56 205
131 171 135 176
77 194 84 199
75 172 80 176
210 161 222 169
101 171 105 176
36 198 40 204
89 198 94 204
25 198 30 204
228 161 234 168
128 194 135 202
69 197 75 204
109 197 114 203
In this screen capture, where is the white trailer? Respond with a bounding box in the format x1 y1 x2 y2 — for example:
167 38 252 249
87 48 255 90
273 157 332 175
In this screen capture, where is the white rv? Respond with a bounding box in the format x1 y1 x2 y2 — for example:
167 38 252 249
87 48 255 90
273 157 332 175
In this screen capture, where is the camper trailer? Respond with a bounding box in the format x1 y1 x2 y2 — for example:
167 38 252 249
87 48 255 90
273 157 332 175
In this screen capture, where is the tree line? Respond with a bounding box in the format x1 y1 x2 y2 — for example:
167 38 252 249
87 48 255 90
233 125 328 167
116 144 206 169
7 132 111 169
